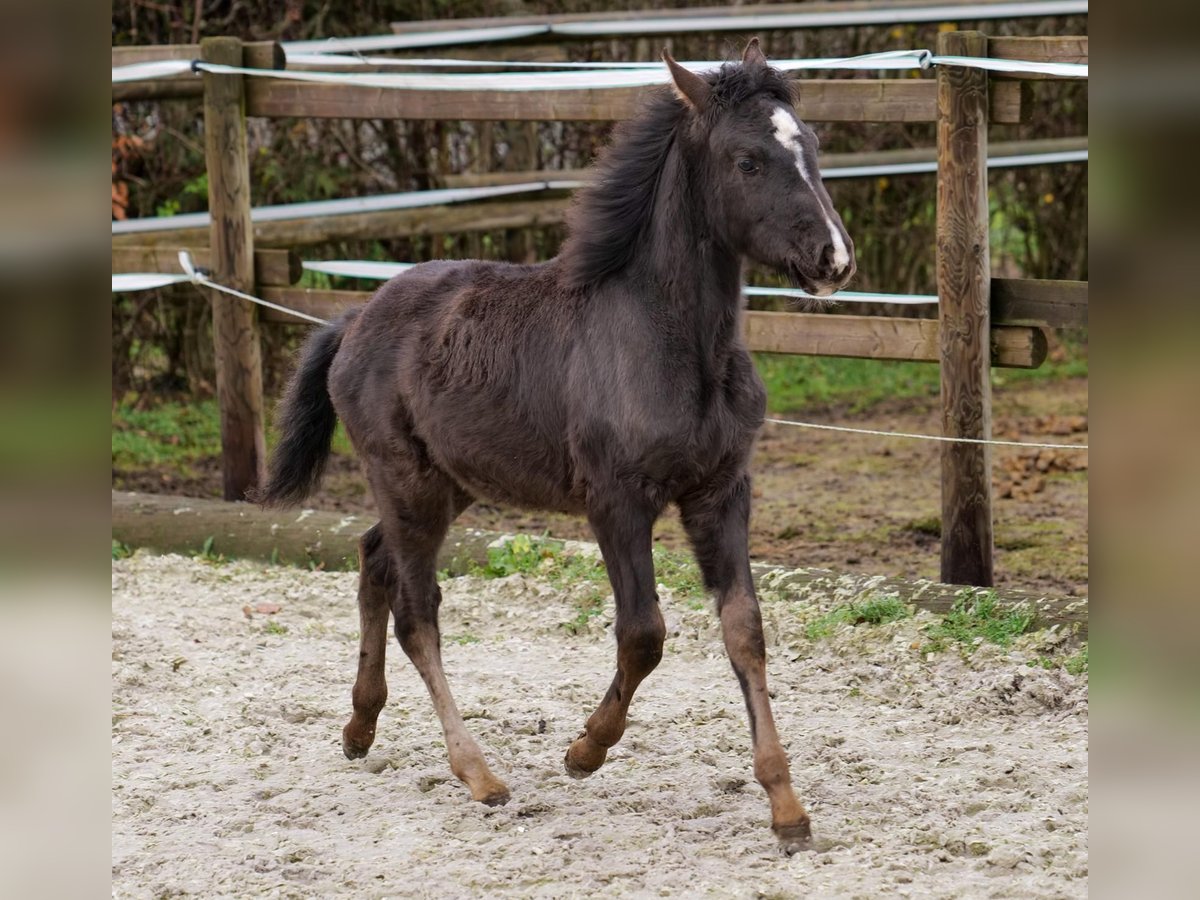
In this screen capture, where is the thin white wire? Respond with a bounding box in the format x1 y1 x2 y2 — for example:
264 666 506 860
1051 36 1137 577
110 251 331 325
765 417 1087 451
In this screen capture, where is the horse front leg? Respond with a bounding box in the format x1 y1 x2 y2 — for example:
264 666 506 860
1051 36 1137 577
565 497 665 777
680 475 811 854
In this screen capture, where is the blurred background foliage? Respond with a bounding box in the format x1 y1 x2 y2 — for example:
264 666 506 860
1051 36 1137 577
111 1 1087 403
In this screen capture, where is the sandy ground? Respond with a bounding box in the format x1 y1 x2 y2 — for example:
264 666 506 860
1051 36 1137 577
112 554 1087 899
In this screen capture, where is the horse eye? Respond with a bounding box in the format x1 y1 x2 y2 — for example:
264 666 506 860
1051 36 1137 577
737 158 759 174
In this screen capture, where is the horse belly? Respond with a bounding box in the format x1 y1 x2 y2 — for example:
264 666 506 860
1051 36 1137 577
422 399 581 514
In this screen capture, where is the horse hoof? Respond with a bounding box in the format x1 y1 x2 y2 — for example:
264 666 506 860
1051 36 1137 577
564 739 605 779
775 820 813 856
480 788 511 807
469 778 511 806
342 724 373 760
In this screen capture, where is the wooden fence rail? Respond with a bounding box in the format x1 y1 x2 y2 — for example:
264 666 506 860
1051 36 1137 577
111 29 1089 586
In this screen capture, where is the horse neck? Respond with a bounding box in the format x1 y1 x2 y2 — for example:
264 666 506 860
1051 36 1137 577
633 149 744 344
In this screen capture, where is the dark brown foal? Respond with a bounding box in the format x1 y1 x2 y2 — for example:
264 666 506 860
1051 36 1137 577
260 39 855 852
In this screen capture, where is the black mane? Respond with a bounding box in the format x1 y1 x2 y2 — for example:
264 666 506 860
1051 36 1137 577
561 61 796 289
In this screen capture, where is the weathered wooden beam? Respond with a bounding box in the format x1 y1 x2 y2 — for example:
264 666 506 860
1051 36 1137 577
258 289 1045 369
111 247 302 287
110 491 494 575
989 35 1088 79
110 489 1087 635
936 31 993 587
111 198 572 250
245 78 1026 124
112 42 283 103
992 279 1087 329
259 288 371 324
202 38 266 502
744 311 1045 368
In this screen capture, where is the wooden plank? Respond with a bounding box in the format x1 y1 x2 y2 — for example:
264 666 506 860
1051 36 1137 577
202 38 266 502
990 35 1088 64
989 36 1088 79
246 78 1026 124
111 487 1087 635
992 279 1087 328
936 31 993 587
260 288 371 324
111 198 572 250
112 42 283 103
259 291 1044 369
744 311 1044 368
111 247 301 287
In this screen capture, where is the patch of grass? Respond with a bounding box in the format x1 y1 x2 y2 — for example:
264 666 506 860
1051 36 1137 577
112 539 132 560
907 516 942 538
262 620 288 636
471 535 610 634
922 590 1037 654
112 398 356 474
755 354 939 415
651 546 705 600
473 536 709 634
112 399 223 471
995 531 1042 552
754 334 1086 417
448 632 481 645
1064 643 1088 675
805 594 911 641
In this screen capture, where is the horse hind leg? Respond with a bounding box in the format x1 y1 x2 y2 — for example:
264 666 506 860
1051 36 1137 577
342 523 392 759
374 470 510 806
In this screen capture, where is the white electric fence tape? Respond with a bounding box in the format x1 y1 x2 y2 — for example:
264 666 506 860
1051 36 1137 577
111 251 327 325
111 181 582 235
110 151 1086 237
111 256 1087 451
279 3 1087 52
111 44 1087 86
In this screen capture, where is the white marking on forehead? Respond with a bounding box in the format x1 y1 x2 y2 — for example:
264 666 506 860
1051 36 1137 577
768 106 850 272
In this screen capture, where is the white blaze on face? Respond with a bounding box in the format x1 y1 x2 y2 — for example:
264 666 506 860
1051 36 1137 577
769 106 851 274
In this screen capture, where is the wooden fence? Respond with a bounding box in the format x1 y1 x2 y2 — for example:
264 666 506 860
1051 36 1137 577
111 30 1089 586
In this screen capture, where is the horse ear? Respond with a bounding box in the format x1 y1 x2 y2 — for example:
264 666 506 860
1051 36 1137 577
742 37 767 69
662 50 710 112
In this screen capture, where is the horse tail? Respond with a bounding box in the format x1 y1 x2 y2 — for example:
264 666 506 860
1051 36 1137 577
255 311 357 508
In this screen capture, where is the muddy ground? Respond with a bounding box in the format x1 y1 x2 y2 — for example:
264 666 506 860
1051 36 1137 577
113 379 1088 598
112 553 1088 898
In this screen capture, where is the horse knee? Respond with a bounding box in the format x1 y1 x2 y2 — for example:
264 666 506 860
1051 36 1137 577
616 607 666 677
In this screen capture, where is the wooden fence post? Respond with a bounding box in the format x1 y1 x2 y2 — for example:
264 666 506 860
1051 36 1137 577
936 31 993 586
201 37 265 501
